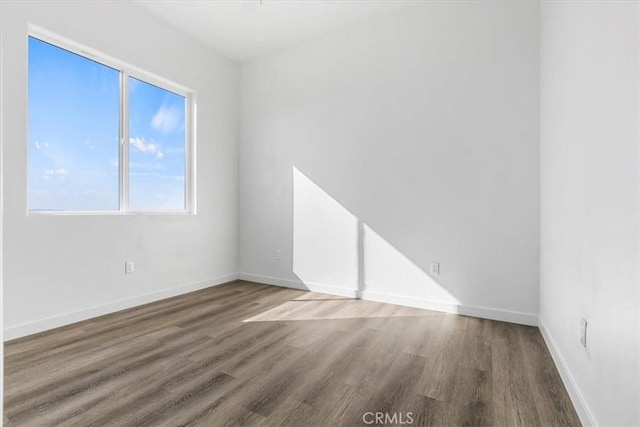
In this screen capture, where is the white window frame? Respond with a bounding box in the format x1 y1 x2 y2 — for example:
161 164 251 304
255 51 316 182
27 25 196 215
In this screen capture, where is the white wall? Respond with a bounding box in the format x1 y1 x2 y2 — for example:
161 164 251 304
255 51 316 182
1 0 239 339
539 2 640 426
239 1 540 325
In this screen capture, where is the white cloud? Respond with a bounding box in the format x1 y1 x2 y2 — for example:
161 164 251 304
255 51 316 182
151 105 181 134
43 168 68 177
130 137 158 154
34 141 50 150
130 137 166 161
44 168 67 175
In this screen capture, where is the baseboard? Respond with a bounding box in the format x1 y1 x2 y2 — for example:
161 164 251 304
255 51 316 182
238 272 537 326
538 318 597 427
239 272 308 291
3 273 239 341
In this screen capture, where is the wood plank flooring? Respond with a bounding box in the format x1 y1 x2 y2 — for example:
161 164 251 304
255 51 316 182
3 281 581 426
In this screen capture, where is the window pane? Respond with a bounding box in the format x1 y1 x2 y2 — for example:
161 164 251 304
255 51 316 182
28 37 120 211
128 77 186 211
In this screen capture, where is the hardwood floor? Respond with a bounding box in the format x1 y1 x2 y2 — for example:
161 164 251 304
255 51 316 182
4 281 580 426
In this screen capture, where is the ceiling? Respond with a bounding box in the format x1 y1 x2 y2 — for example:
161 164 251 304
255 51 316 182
135 0 415 63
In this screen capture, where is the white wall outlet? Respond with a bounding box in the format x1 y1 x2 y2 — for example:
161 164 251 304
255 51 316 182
580 318 587 347
125 261 134 274
430 261 440 276
275 250 281 260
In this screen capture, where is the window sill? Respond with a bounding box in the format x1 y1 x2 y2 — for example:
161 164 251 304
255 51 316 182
27 211 195 216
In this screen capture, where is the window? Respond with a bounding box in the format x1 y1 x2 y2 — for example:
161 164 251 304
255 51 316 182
28 32 193 213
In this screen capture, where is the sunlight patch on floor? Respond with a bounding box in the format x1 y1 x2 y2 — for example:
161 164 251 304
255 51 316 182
243 293 443 322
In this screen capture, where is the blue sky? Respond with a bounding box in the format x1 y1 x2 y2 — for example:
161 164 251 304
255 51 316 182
28 36 186 211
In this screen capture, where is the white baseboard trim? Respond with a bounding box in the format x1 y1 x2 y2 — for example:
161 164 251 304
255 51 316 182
238 273 537 326
3 273 239 341
538 318 597 427
239 273 308 291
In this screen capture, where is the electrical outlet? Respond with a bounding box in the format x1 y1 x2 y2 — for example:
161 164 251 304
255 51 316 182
125 261 134 274
580 318 587 348
430 262 440 276
275 250 281 260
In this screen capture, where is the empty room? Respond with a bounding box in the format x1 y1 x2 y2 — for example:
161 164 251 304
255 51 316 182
0 0 638 426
